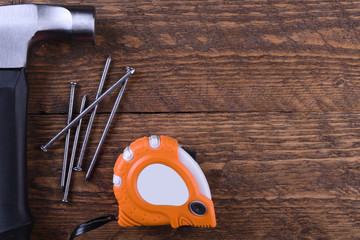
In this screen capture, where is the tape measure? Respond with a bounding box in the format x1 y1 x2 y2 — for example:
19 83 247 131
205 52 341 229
71 136 216 239
114 135 216 228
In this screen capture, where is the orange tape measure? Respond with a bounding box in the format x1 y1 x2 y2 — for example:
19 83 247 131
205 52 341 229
113 135 216 228
71 136 216 239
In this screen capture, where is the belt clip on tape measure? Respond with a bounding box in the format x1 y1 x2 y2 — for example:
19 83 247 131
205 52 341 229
71 136 216 239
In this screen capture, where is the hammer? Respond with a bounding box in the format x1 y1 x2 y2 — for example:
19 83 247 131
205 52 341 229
0 4 95 239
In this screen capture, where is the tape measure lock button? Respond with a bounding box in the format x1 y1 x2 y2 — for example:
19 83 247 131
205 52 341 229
189 201 207 216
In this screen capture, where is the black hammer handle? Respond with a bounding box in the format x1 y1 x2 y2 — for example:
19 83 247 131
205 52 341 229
0 69 33 239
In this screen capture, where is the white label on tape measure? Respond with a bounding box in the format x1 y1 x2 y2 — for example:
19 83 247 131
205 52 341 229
137 164 189 206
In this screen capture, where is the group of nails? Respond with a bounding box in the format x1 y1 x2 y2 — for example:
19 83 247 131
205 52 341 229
40 55 135 203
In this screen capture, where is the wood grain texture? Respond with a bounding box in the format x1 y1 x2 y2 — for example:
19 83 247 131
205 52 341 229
4 0 360 113
1 0 360 239
28 112 360 239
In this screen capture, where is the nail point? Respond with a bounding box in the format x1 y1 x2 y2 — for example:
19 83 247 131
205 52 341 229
73 167 82 172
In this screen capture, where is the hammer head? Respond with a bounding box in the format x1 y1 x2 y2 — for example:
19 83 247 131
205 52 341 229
0 4 95 68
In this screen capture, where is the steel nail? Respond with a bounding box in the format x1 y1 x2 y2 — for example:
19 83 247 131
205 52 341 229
61 82 76 191
40 67 135 152
85 68 131 180
74 55 111 171
63 95 87 203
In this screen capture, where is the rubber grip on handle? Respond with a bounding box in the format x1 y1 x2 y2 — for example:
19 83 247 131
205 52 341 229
0 69 33 240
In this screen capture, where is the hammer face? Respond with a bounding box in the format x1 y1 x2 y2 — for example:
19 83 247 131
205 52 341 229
0 4 95 68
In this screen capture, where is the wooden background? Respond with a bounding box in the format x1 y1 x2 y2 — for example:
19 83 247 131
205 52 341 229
4 0 360 239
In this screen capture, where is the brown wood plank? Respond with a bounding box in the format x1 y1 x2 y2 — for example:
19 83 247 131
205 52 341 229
3 0 360 239
28 112 360 239
3 0 360 113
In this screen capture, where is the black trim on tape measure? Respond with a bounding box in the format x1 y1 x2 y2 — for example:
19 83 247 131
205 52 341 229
70 214 117 239
182 147 197 161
